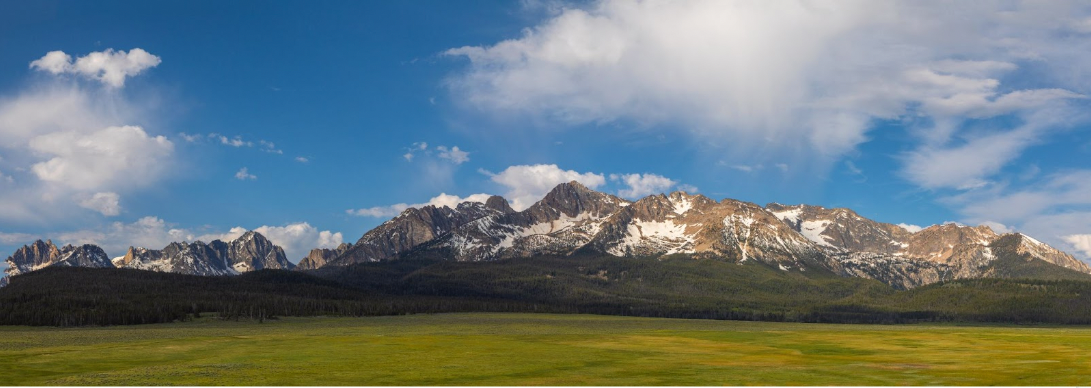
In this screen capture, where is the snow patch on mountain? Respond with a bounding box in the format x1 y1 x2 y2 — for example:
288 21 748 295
800 220 835 248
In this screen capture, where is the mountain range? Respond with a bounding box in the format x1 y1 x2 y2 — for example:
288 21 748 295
3 231 293 281
301 181 1090 289
4 181 1089 289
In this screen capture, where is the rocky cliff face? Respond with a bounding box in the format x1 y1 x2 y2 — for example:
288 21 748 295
296 243 352 270
5 240 113 278
766 203 912 254
115 231 294 275
323 196 516 266
316 181 1091 289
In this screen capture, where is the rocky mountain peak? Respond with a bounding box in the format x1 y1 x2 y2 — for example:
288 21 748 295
112 231 294 275
765 202 912 254
531 181 629 218
1005 233 1091 273
236 230 266 244
296 243 352 271
6 241 114 278
626 194 677 221
484 195 515 214
5 239 63 277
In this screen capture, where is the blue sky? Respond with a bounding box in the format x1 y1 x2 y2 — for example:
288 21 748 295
2 0 1091 263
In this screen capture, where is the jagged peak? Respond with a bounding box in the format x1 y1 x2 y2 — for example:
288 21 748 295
765 202 859 216
533 181 629 217
922 222 995 235
485 195 515 214
231 230 273 246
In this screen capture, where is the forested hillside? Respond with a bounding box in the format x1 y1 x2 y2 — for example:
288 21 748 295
5 254 1091 326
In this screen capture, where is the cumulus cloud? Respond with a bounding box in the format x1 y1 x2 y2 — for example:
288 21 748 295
28 125 173 190
78 192 121 217
1064 234 1091 258
445 1 1091 186
55 216 196 257
347 192 494 218
295 156 309 163
897 223 924 233
185 133 285 154
403 142 470 164
258 140 283 154
30 48 161 88
609 173 677 199
234 167 257 180
399 142 473 187
214 134 252 147
484 164 606 210
0 51 171 221
178 132 202 142
436 145 470 164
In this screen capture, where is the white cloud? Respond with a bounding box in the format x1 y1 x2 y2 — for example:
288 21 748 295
980 221 1013 234
189 133 286 155
900 115 1059 190
945 170 1091 259
403 142 470 165
954 170 1091 225
234 167 257 180
56 216 196 257
346 205 408 218
28 125 174 190
259 140 283 154
436 145 470 164
178 132 202 142
29 51 72 74
0 232 36 245
1064 234 1091 258
897 223 924 233
295 156 309 163
484 164 606 210
676 184 699 193
609 173 677 199
730 165 759 173
31 48 161 88
213 133 253 147
445 1 1091 186
78 192 121 217
0 51 168 222
347 192 493 218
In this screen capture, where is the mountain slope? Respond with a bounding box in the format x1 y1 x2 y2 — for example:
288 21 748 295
322 197 515 266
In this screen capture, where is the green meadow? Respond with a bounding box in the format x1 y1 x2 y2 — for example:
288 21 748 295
1 313 1090 385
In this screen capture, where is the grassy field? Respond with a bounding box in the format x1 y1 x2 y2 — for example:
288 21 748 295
1 313 1090 385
